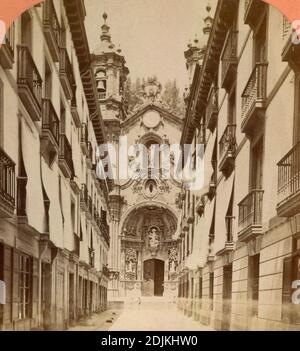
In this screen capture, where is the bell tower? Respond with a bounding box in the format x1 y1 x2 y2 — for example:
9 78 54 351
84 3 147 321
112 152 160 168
183 3 213 102
91 13 129 122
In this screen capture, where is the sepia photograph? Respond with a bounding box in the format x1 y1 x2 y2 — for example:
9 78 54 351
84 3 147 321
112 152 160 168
0 0 299 334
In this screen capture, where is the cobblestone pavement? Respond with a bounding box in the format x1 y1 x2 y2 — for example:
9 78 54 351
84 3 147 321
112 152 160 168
109 298 214 331
69 297 214 331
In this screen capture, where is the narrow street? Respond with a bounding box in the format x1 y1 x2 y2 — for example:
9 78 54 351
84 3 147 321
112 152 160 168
69 298 214 331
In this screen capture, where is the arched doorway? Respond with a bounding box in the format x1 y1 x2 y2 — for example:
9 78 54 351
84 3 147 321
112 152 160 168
119 204 179 298
143 259 165 296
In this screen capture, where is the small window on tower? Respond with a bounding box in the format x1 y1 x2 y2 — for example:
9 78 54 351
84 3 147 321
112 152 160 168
96 70 107 100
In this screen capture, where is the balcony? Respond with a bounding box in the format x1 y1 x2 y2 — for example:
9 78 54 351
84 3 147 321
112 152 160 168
241 62 268 135
277 142 300 217
238 189 264 242
58 135 73 178
0 148 15 218
282 24 300 68
0 24 15 69
195 197 205 217
59 48 74 100
71 85 81 128
80 123 88 155
219 124 236 176
206 86 218 132
98 92 106 100
80 184 88 211
102 264 110 279
43 0 60 62
41 98 59 156
221 30 238 91
17 45 42 122
244 0 266 27
86 142 93 169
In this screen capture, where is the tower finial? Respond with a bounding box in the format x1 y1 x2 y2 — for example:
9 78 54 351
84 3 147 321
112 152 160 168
101 12 111 42
203 2 213 35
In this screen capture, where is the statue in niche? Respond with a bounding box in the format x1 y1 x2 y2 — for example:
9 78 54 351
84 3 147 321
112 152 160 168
168 248 178 275
148 227 160 249
125 248 137 278
127 225 136 237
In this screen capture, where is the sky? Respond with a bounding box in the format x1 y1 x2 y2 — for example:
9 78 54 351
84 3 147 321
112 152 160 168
85 0 216 93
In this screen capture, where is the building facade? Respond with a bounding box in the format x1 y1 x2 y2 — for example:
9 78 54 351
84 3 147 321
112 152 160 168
178 0 300 331
0 0 111 330
92 14 182 300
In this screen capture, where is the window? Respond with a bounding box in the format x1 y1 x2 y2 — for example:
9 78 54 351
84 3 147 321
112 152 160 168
253 16 267 64
21 12 32 50
228 86 236 124
45 59 52 99
61 19 66 49
294 74 300 143
250 138 264 190
199 276 203 300
18 253 32 319
248 254 260 317
60 100 66 134
71 200 76 234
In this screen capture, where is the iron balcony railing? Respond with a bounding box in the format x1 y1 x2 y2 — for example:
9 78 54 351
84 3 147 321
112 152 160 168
238 190 264 233
59 135 73 172
277 141 300 205
241 62 268 121
42 98 60 145
17 45 43 108
98 92 106 100
219 124 236 160
0 147 15 207
43 0 60 49
80 184 88 206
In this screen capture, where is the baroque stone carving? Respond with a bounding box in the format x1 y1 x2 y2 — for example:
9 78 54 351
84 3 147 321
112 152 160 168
168 248 178 276
125 248 137 279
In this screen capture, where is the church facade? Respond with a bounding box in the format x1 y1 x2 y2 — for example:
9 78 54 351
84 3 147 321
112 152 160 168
92 14 183 299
